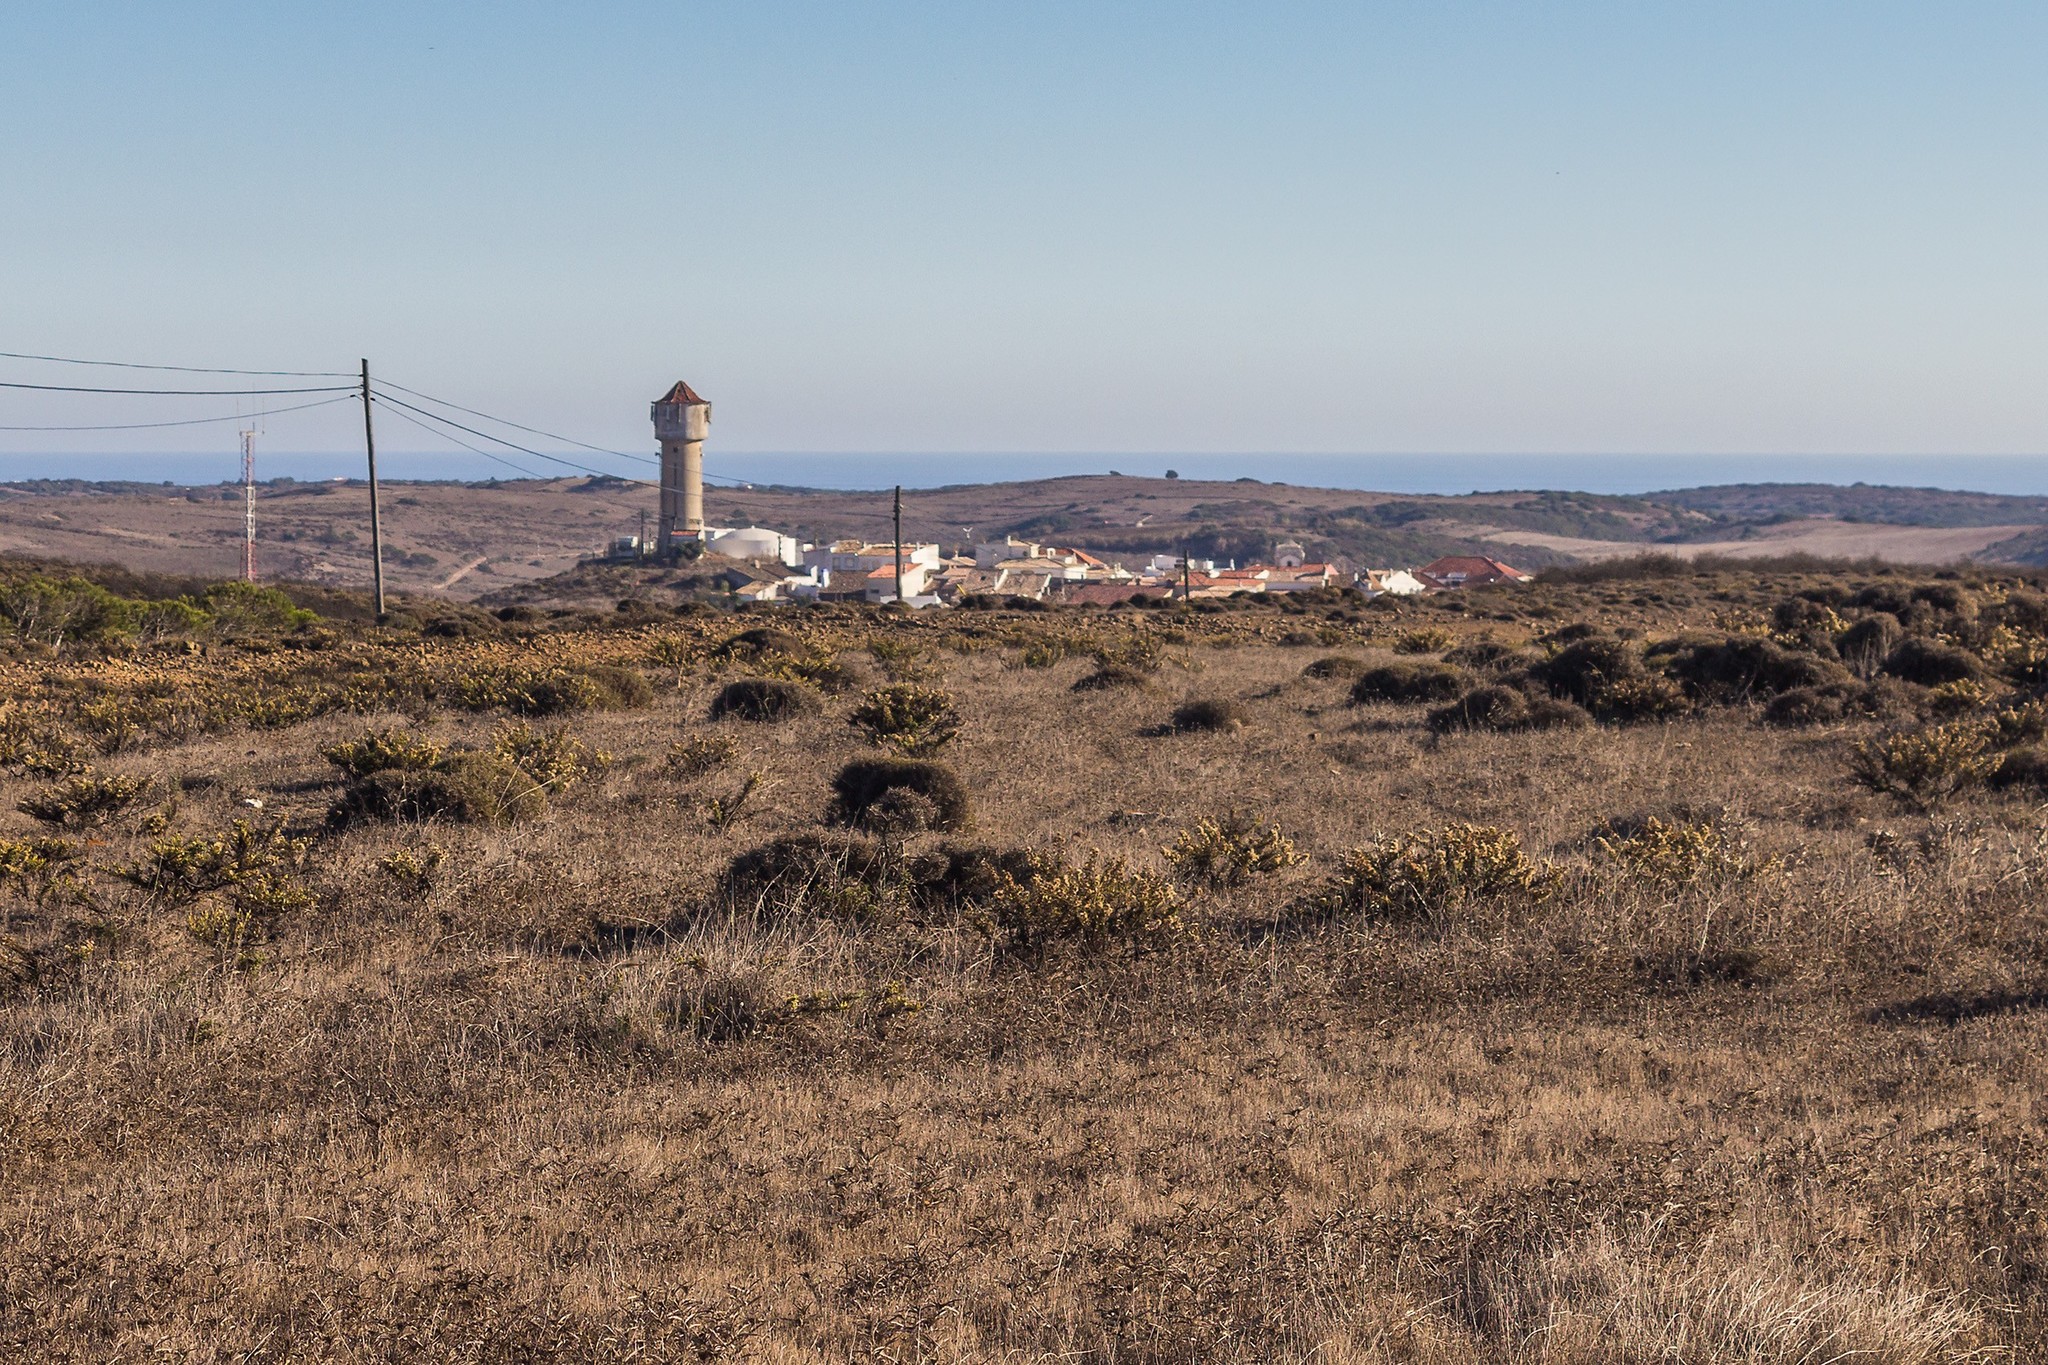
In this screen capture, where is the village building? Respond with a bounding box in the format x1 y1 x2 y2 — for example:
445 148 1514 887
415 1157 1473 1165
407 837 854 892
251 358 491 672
1359 568 1428 596
1414 556 1534 589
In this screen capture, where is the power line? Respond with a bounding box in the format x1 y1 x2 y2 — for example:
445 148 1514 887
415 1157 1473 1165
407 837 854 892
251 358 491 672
0 349 351 378
372 382 753 485
371 399 552 480
0 379 355 396
373 378 660 466
0 394 356 432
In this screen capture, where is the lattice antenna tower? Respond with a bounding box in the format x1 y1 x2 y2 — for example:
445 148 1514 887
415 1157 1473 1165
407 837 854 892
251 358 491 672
240 427 257 581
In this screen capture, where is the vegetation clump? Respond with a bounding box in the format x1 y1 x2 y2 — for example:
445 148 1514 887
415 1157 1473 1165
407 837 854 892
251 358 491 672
1391 626 1457 655
1428 685 1589 735
1073 663 1153 692
1349 661 1467 704
1298 825 1559 926
18 770 147 828
1164 817 1303 887
665 734 737 778
321 728 445 780
723 832 892 921
828 757 970 832
1881 637 1985 687
446 662 651 715
989 854 1187 949
1301 654 1369 680
710 678 818 723
330 752 547 827
1647 633 1848 701
1850 720 2001 807
1167 698 1247 733
847 684 961 754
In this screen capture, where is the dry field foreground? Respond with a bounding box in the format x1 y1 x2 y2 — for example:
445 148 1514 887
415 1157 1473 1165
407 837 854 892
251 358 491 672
2 583 2046 1362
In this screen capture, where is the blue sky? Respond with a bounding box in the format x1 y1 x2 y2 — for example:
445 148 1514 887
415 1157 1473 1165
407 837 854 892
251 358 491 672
3 2 2045 477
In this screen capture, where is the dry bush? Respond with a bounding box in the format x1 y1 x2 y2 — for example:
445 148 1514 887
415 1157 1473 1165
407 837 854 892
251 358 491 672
709 677 817 722
490 721 601 792
321 726 446 779
828 756 970 832
1851 720 2002 807
722 832 892 920
1073 662 1153 692
446 662 652 714
847 683 961 754
1392 625 1457 654
990 853 1187 949
17 768 146 828
1301 654 1369 680
1163 816 1303 887
1168 697 1247 733
330 751 548 826
1351 660 1467 703
1428 684 1589 734
1595 815 1752 888
714 625 803 660
1299 824 1559 925
665 733 737 778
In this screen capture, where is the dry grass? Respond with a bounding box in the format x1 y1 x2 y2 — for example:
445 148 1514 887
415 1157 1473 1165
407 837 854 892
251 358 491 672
0 576 2045 1361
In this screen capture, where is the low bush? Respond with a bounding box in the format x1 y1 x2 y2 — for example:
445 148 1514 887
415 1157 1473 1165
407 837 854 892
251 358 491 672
1350 661 1467 704
1881 637 1985 687
990 854 1187 949
1428 685 1589 735
1850 720 2000 807
903 843 1052 912
1301 654 1369 680
723 832 891 920
1073 664 1153 692
1297 824 1559 926
1528 636 1645 707
120 819 311 923
1163 817 1303 887
489 722 600 792
710 678 817 723
1442 640 1529 674
1837 612 1905 675
666 734 737 778
714 626 803 660
445 663 651 715
1168 698 1247 733
321 728 445 780
18 770 147 829
1591 674 1692 724
847 684 961 754
829 757 970 832
1648 634 1848 701
1391 626 1457 655
1596 816 1747 888
330 752 546 827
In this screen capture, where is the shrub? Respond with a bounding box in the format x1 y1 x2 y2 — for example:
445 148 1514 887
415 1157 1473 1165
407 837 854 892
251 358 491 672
1836 613 1904 675
1298 825 1559 925
1596 816 1745 888
1301 654 1369 680
1648 634 1847 701
1163 817 1303 887
1850 721 2000 807
1073 664 1153 692
1168 698 1247 733
1990 746 2048 792
445 663 649 715
1427 685 1589 734
990 854 1187 948
1881 637 1985 687
489 721 599 791
1442 640 1528 674
763 654 860 694
829 757 970 832
666 734 737 778
120 819 311 920
1763 683 1861 728
321 728 446 780
1592 674 1692 724
1350 661 1467 704
710 678 817 723
714 626 803 660
1528 637 1645 707
330 753 546 827
847 684 961 754
903 843 1052 912
1391 626 1456 655
722 832 891 920
19 770 147 828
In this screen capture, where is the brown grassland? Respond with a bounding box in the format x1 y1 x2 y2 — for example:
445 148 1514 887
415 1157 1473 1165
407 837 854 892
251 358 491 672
2 559 2047 1361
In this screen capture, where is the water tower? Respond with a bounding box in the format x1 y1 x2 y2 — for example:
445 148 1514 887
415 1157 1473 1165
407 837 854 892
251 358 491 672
651 380 711 559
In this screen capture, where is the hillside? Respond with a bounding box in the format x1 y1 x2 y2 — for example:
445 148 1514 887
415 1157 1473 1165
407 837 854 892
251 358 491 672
1 474 2046 603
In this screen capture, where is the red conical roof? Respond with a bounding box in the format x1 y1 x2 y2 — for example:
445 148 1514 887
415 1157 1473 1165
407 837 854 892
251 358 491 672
654 380 707 406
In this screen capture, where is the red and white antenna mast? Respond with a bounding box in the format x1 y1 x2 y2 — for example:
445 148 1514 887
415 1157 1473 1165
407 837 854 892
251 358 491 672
240 427 257 581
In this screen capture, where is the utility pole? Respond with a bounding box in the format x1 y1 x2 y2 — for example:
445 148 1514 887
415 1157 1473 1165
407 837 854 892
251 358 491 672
893 484 905 604
240 428 257 582
1181 543 1192 600
359 358 387 618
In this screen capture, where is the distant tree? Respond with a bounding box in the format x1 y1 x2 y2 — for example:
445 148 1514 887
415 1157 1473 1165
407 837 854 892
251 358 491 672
1165 469 1180 480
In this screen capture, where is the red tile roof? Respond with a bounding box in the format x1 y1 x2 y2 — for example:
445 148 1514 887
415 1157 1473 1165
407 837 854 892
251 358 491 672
653 380 707 406
1416 555 1532 585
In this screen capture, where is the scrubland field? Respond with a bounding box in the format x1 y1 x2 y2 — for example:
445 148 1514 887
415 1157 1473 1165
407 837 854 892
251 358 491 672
3 559 2048 1361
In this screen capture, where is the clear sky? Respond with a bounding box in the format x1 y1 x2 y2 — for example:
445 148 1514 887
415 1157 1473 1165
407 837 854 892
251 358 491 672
3 1 2045 474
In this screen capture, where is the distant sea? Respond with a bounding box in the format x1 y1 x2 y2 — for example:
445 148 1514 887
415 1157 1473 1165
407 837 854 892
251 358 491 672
4 452 2048 498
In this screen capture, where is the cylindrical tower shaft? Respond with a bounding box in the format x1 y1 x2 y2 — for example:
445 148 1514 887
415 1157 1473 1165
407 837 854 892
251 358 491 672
651 380 712 559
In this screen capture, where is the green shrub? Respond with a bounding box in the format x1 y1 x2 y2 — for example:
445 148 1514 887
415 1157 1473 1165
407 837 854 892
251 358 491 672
19 770 147 828
1163 817 1303 887
1850 720 2000 807
321 728 446 780
120 819 311 919
990 854 1187 948
1391 626 1456 655
848 684 961 754
710 677 817 723
1351 661 1468 704
1298 825 1559 925
829 757 970 832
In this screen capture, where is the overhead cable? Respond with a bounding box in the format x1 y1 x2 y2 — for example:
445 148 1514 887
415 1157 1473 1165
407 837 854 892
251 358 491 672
0 379 355 396
0 394 356 432
371 400 551 480
0 349 351 378
373 378 660 466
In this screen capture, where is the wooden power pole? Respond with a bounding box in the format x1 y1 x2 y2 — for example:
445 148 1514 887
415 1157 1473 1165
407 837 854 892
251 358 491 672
359 359 387 618
893 484 905 603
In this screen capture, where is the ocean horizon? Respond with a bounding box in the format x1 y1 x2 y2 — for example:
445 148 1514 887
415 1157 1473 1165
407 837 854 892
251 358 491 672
3 451 2046 499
